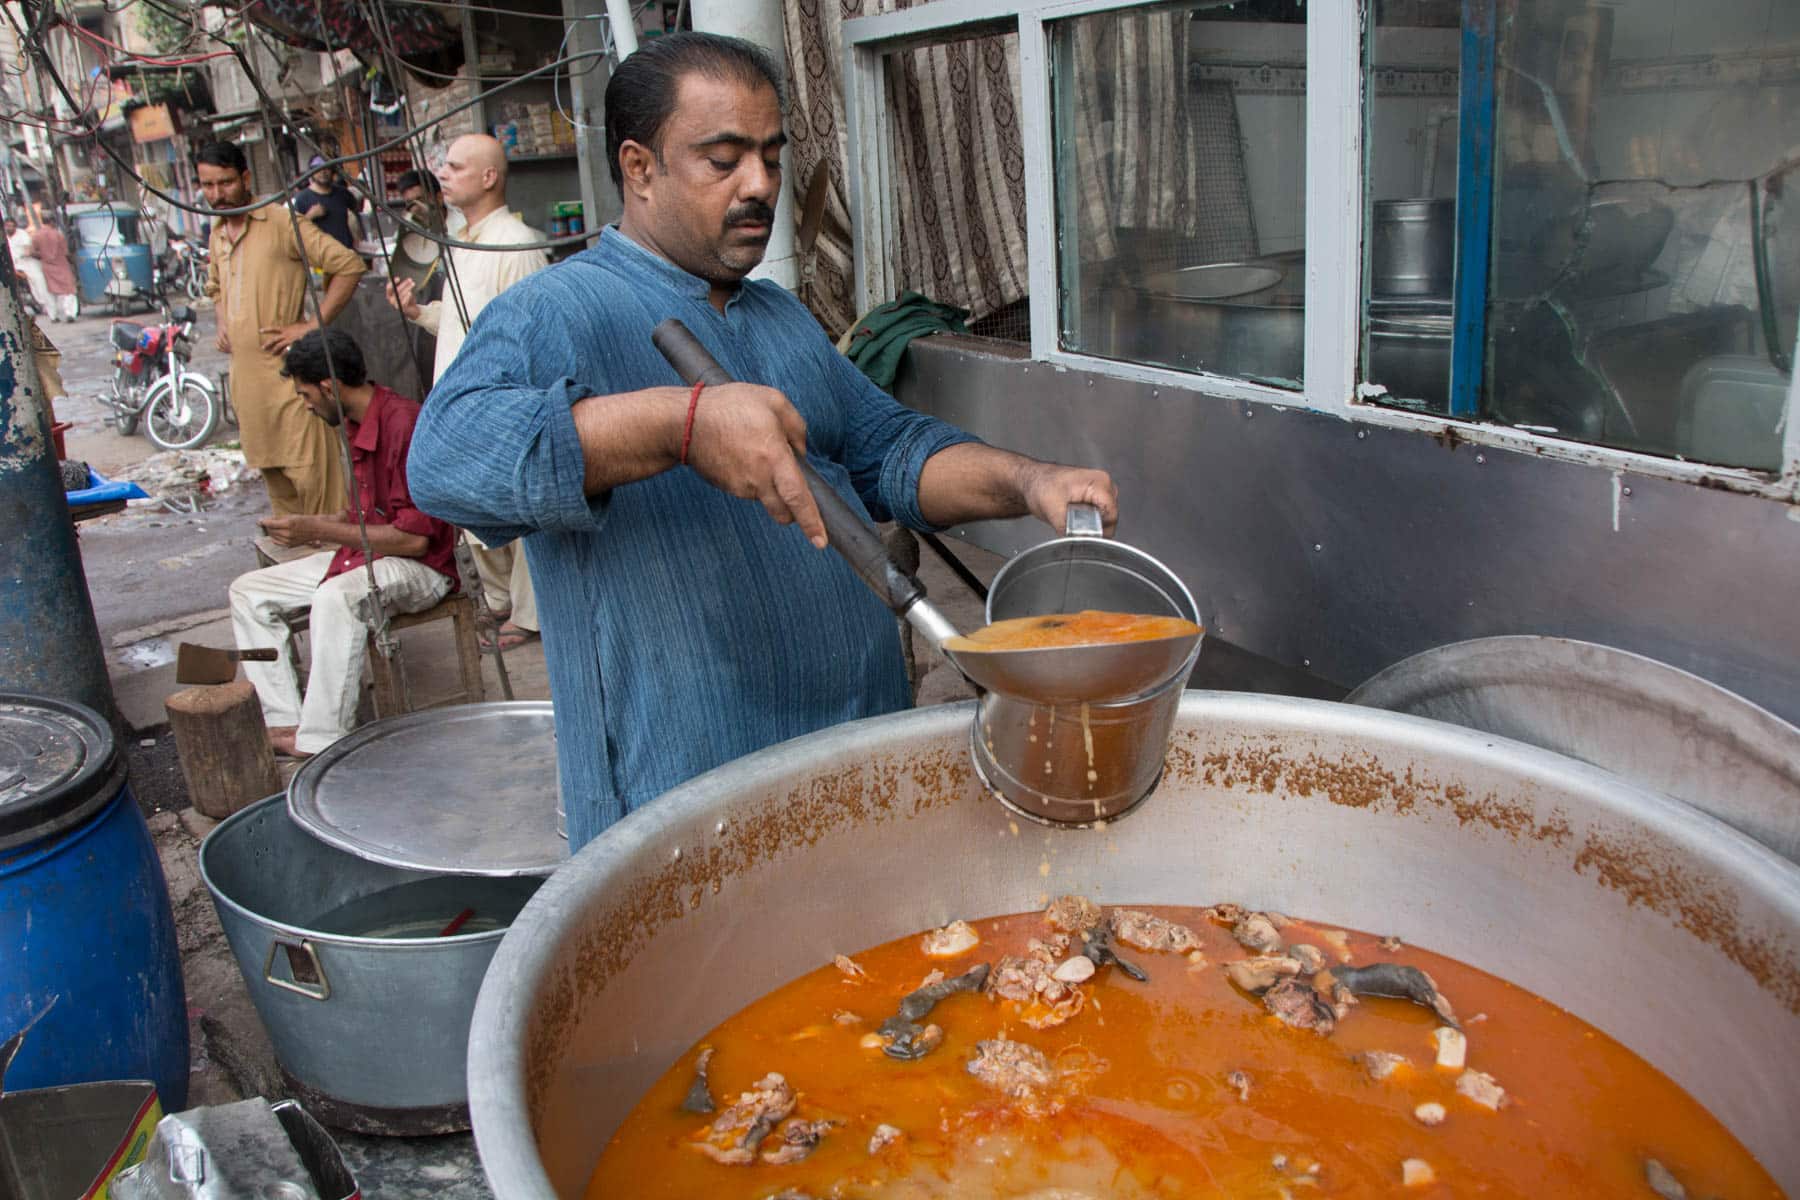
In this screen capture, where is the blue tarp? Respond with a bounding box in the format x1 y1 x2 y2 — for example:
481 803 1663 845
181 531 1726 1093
67 467 150 508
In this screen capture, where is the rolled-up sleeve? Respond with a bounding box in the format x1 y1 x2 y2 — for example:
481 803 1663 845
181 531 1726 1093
823 332 980 531
408 283 609 546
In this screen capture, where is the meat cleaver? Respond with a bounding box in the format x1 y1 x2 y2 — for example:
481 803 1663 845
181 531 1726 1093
176 643 279 685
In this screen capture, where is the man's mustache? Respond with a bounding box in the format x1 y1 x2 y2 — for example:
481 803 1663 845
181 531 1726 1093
725 201 775 229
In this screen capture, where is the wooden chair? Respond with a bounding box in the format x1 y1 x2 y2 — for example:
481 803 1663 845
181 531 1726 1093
252 536 486 720
364 592 485 717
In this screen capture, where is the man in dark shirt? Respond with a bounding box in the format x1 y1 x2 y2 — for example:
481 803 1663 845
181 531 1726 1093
228 329 457 758
292 157 363 249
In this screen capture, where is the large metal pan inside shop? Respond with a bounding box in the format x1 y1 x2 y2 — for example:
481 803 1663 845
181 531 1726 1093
199 703 567 1134
466 694 1800 1196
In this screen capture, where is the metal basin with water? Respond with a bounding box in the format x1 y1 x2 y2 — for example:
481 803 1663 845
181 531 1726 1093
200 796 545 1135
466 695 1800 1196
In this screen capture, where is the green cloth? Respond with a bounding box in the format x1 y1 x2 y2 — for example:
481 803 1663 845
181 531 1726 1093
843 290 970 390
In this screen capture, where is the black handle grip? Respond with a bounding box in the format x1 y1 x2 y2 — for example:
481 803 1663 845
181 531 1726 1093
649 318 927 617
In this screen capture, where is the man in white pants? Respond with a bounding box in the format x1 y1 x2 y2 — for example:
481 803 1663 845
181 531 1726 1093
386 133 547 650
229 329 458 758
5 217 52 314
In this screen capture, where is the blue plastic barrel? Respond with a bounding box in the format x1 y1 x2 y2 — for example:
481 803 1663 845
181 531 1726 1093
0 695 189 1108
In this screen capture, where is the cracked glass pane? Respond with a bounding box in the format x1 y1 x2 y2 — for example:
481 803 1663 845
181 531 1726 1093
1052 1 1306 389
1482 0 1796 468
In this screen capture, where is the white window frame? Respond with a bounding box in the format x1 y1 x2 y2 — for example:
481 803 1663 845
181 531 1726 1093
842 0 1800 501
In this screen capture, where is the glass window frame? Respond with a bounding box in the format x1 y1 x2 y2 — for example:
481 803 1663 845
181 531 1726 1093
842 0 1800 500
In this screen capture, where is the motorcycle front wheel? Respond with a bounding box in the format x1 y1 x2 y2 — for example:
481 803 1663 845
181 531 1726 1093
144 378 218 451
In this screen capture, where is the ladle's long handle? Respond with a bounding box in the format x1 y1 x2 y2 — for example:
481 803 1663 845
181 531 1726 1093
651 319 945 634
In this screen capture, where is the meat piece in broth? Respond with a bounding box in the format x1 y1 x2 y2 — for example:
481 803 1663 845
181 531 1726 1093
1079 924 1150 983
678 1045 716 1115
1456 1068 1507 1110
967 1036 1057 1099
691 1073 797 1164
1232 912 1285 954
988 943 1088 1028
921 920 981 958
1225 954 1301 994
1109 908 1202 954
1355 1050 1411 1081
1263 977 1339 1035
877 963 990 1060
1330 962 1459 1027
1044 894 1103 934
760 1118 840 1165
1285 943 1327 975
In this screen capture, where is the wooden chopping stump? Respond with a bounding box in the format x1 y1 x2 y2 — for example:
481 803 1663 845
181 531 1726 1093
165 681 283 818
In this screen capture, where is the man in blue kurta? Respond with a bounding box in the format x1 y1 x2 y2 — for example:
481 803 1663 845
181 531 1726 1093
409 32 1118 848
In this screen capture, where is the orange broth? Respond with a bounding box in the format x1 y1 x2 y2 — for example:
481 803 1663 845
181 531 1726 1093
945 611 1202 652
586 906 1782 1198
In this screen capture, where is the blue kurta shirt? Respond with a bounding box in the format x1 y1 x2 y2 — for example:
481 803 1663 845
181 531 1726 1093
408 228 978 847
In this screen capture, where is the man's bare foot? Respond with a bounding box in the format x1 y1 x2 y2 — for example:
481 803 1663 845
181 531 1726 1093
269 728 312 759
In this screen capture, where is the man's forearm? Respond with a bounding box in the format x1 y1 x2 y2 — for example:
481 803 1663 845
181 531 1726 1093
316 273 358 326
569 387 689 494
916 443 1040 527
917 443 1119 535
308 519 429 558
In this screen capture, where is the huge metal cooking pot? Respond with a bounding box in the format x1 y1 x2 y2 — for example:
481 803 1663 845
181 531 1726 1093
468 695 1800 1196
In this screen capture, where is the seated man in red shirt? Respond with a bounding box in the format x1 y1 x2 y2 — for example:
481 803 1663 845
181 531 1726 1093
228 329 459 758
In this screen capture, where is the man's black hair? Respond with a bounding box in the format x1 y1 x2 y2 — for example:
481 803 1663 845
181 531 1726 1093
603 31 784 191
395 169 439 195
195 141 249 173
282 328 368 388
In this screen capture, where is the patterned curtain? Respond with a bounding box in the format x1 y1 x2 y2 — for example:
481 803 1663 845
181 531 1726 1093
1067 9 1258 276
781 0 1028 336
779 2 1251 334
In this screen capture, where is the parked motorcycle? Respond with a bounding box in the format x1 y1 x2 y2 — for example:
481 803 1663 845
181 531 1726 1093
155 233 208 301
103 304 220 451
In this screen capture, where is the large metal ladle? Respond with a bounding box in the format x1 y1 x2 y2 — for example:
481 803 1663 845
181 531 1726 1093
651 319 1199 704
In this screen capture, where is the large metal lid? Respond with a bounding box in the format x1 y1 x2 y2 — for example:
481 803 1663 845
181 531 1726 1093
0 694 122 853
287 702 567 877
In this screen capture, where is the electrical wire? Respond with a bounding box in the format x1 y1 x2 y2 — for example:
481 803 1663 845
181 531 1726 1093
17 22 610 250
60 19 237 66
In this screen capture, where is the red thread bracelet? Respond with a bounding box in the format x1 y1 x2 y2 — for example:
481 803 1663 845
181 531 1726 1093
679 381 705 465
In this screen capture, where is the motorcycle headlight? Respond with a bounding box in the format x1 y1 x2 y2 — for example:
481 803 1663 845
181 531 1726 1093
109 257 129 280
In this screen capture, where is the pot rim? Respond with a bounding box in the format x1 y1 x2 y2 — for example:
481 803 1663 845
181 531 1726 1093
198 795 518 949
467 693 1800 1199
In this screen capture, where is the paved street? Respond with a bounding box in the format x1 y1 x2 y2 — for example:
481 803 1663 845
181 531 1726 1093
49 301 267 642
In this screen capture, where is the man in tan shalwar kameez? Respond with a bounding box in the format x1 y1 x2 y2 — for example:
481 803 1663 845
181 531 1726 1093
197 141 366 515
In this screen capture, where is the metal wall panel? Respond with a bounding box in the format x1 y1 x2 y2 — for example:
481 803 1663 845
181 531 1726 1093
896 337 1800 724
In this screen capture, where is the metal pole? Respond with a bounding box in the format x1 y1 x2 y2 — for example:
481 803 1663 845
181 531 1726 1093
0 241 117 719
691 0 799 291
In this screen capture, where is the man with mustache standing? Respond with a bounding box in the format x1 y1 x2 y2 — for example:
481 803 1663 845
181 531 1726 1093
410 33 1118 849
197 141 367 516
387 134 548 651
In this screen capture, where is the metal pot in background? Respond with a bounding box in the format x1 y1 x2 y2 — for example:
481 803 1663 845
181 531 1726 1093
1371 198 1455 297
199 703 565 1134
200 796 545 1135
1368 301 1455 407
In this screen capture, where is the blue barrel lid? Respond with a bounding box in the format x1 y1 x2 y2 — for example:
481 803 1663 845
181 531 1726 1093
0 695 122 852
